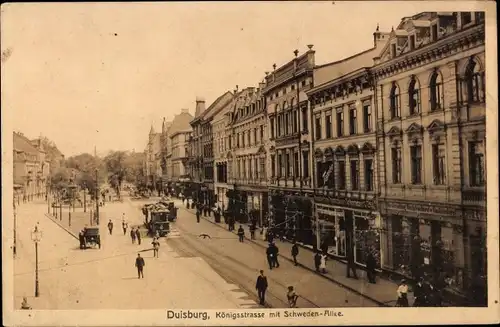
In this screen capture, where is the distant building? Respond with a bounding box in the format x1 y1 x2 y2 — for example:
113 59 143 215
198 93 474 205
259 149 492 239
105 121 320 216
145 124 162 191
169 109 194 186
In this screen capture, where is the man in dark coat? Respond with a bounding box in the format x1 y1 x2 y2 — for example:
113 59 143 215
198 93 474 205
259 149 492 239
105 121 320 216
196 210 201 223
413 277 427 307
291 242 299 266
107 220 114 235
250 223 256 240
130 227 136 244
135 228 141 245
271 243 280 268
237 225 245 242
365 249 377 284
266 244 274 269
346 242 358 279
79 229 86 249
135 253 145 279
255 270 268 306
314 251 322 272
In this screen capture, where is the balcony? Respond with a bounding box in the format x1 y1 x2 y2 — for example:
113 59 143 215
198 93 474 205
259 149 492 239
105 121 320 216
269 177 312 189
462 188 486 207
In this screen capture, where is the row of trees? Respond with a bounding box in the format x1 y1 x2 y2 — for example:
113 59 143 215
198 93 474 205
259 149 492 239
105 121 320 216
49 150 146 199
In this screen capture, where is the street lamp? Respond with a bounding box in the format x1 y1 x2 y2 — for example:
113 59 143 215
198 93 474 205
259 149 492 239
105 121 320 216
83 182 87 213
13 184 22 258
95 168 100 225
68 183 77 227
31 224 42 297
47 181 51 214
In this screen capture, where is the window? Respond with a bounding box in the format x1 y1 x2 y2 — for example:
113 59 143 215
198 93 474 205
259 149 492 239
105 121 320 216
254 128 257 145
247 131 251 145
429 70 444 111
349 105 357 135
277 116 282 137
409 35 416 50
408 76 421 115
271 155 276 177
285 113 289 135
315 115 322 140
461 12 472 26
259 158 265 180
254 158 258 179
242 132 245 147
410 144 422 184
363 103 372 132
350 159 359 190
475 12 485 23
462 58 485 104
391 43 397 58
469 141 485 186
392 146 402 183
236 133 240 148
325 113 332 138
293 110 298 133
302 80 306 87
390 83 401 118
364 159 374 191
260 125 264 142
431 24 438 41
432 144 446 185
286 153 291 177
337 160 346 190
279 154 284 177
270 118 275 138
294 152 299 177
336 108 344 137
301 108 308 132
302 151 310 178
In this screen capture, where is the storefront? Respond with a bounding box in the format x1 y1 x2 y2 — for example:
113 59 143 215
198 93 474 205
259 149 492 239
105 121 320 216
314 201 381 268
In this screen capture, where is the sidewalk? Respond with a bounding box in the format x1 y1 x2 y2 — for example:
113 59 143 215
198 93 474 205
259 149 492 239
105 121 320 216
46 206 104 239
176 200 412 307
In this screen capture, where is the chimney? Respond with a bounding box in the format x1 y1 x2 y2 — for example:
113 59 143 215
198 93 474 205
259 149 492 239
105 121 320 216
234 85 239 94
195 97 206 117
181 108 190 114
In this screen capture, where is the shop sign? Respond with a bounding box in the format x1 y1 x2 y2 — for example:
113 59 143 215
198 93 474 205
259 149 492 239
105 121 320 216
316 206 343 217
387 201 456 216
315 196 376 210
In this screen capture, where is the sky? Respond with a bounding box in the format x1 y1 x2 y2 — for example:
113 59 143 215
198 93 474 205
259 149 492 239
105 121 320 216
2 1 477 157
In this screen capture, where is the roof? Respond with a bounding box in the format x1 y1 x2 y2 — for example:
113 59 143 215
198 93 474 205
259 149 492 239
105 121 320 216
167 112 194 136
195 91 234 123
13 132 39 155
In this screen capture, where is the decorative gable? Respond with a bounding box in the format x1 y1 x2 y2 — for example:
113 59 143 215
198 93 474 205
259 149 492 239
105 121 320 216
324 147 334 159
427 119 445 133
386 126 402 138
335 145 346 156
314 148 324 158
405 122 423 135
361 142 375 154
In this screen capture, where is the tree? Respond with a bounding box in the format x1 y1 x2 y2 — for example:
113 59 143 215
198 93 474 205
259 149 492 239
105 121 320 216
104 151 128 198
65 153 106 195
49 166 71 192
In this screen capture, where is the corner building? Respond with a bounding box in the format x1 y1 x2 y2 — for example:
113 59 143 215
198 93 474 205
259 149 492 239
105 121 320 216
373 12 486 305
264 47 315 246
306 27 390 267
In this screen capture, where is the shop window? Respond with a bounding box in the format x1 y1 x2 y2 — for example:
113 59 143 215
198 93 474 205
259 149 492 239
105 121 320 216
364 159 374 191
432 144 446 185
390 82 401 118
408 76 421 115
337 160 346 190
363 103 372 132
315 115 322 140
429 70 444 111
303 151 310 178
469 141 485 186
410 144 422 184
349 105 357 135
354 213 381 267
271 155 276 177
350 159 359 190
461 57 485 104
391 146 402 183
325 113 332 138
336 108 344 137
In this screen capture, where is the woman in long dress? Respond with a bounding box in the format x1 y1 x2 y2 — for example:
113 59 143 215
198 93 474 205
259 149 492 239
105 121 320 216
319 253 327 273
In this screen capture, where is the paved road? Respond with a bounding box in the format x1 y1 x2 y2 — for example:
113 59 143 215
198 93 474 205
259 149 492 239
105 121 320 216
13 201 258 310
157 200 379 308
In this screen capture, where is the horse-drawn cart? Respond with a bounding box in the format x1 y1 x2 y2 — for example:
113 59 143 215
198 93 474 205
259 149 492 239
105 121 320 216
80 227 101 249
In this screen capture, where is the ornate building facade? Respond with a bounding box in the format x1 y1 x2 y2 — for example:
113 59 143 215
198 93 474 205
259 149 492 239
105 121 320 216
227 85 268 225
145 125 162 192
306 27 390 266
169 109 194 193
373 12 486 304
264 47 316 246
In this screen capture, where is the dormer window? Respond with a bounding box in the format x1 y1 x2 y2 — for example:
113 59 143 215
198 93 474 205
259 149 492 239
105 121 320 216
391 43 397 58
461 12 472 26
431 24 438 41
409 35 416 50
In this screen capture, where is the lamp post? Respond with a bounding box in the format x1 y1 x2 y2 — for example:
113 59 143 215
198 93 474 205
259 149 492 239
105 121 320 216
68 183 77 227
47 182 51 214
13 184 22 258
59 191 62 220
83 183 87 213
95 169 100 225
31 224 42 297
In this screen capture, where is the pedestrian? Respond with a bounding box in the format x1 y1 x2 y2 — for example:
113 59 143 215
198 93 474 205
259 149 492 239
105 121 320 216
130 227 136 244
196 210 201 223
135 253 145 279
346 243 358 279
135 228 142 245
79 229 86 249
413 277 426 307
255 270 268 306
107 220 114 235
314 251 322 272
291 242 299 266
266 244 274 269
262 226 267 241
320 253 327 273
250 223 256 240
237 225 245 242
287 286 299 308
152 237 160 258
365 249 377 284
122 216 128 236
271 243 280 268
267 229 274 244
396 279 409 307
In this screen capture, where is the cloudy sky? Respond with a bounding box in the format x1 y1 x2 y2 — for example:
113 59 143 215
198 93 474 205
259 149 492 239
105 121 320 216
2 1 478 156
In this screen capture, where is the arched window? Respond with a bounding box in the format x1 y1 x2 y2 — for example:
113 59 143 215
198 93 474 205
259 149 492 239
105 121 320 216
389 82 400 118
408 76 421 115
283 101 288 110
462 57 485 104
429 70 444 111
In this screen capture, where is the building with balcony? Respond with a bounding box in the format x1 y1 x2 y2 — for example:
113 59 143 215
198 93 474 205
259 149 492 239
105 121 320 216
227 85 268 225
306 26 390 265
373 11 486 305
13 132 51 201
264 46 316 246
189 92 234 206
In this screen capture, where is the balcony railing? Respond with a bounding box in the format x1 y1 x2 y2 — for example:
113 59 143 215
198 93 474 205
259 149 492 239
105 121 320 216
462 188 486 206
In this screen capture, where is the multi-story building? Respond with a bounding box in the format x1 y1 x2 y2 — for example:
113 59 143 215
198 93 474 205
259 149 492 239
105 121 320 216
189 92 233 206
228 85 268 225
160 118 173 193
145 124 162 192
13 132 51 201
373 12 485 304
263 47 316 246
168 109 193 194
306 27 390 265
